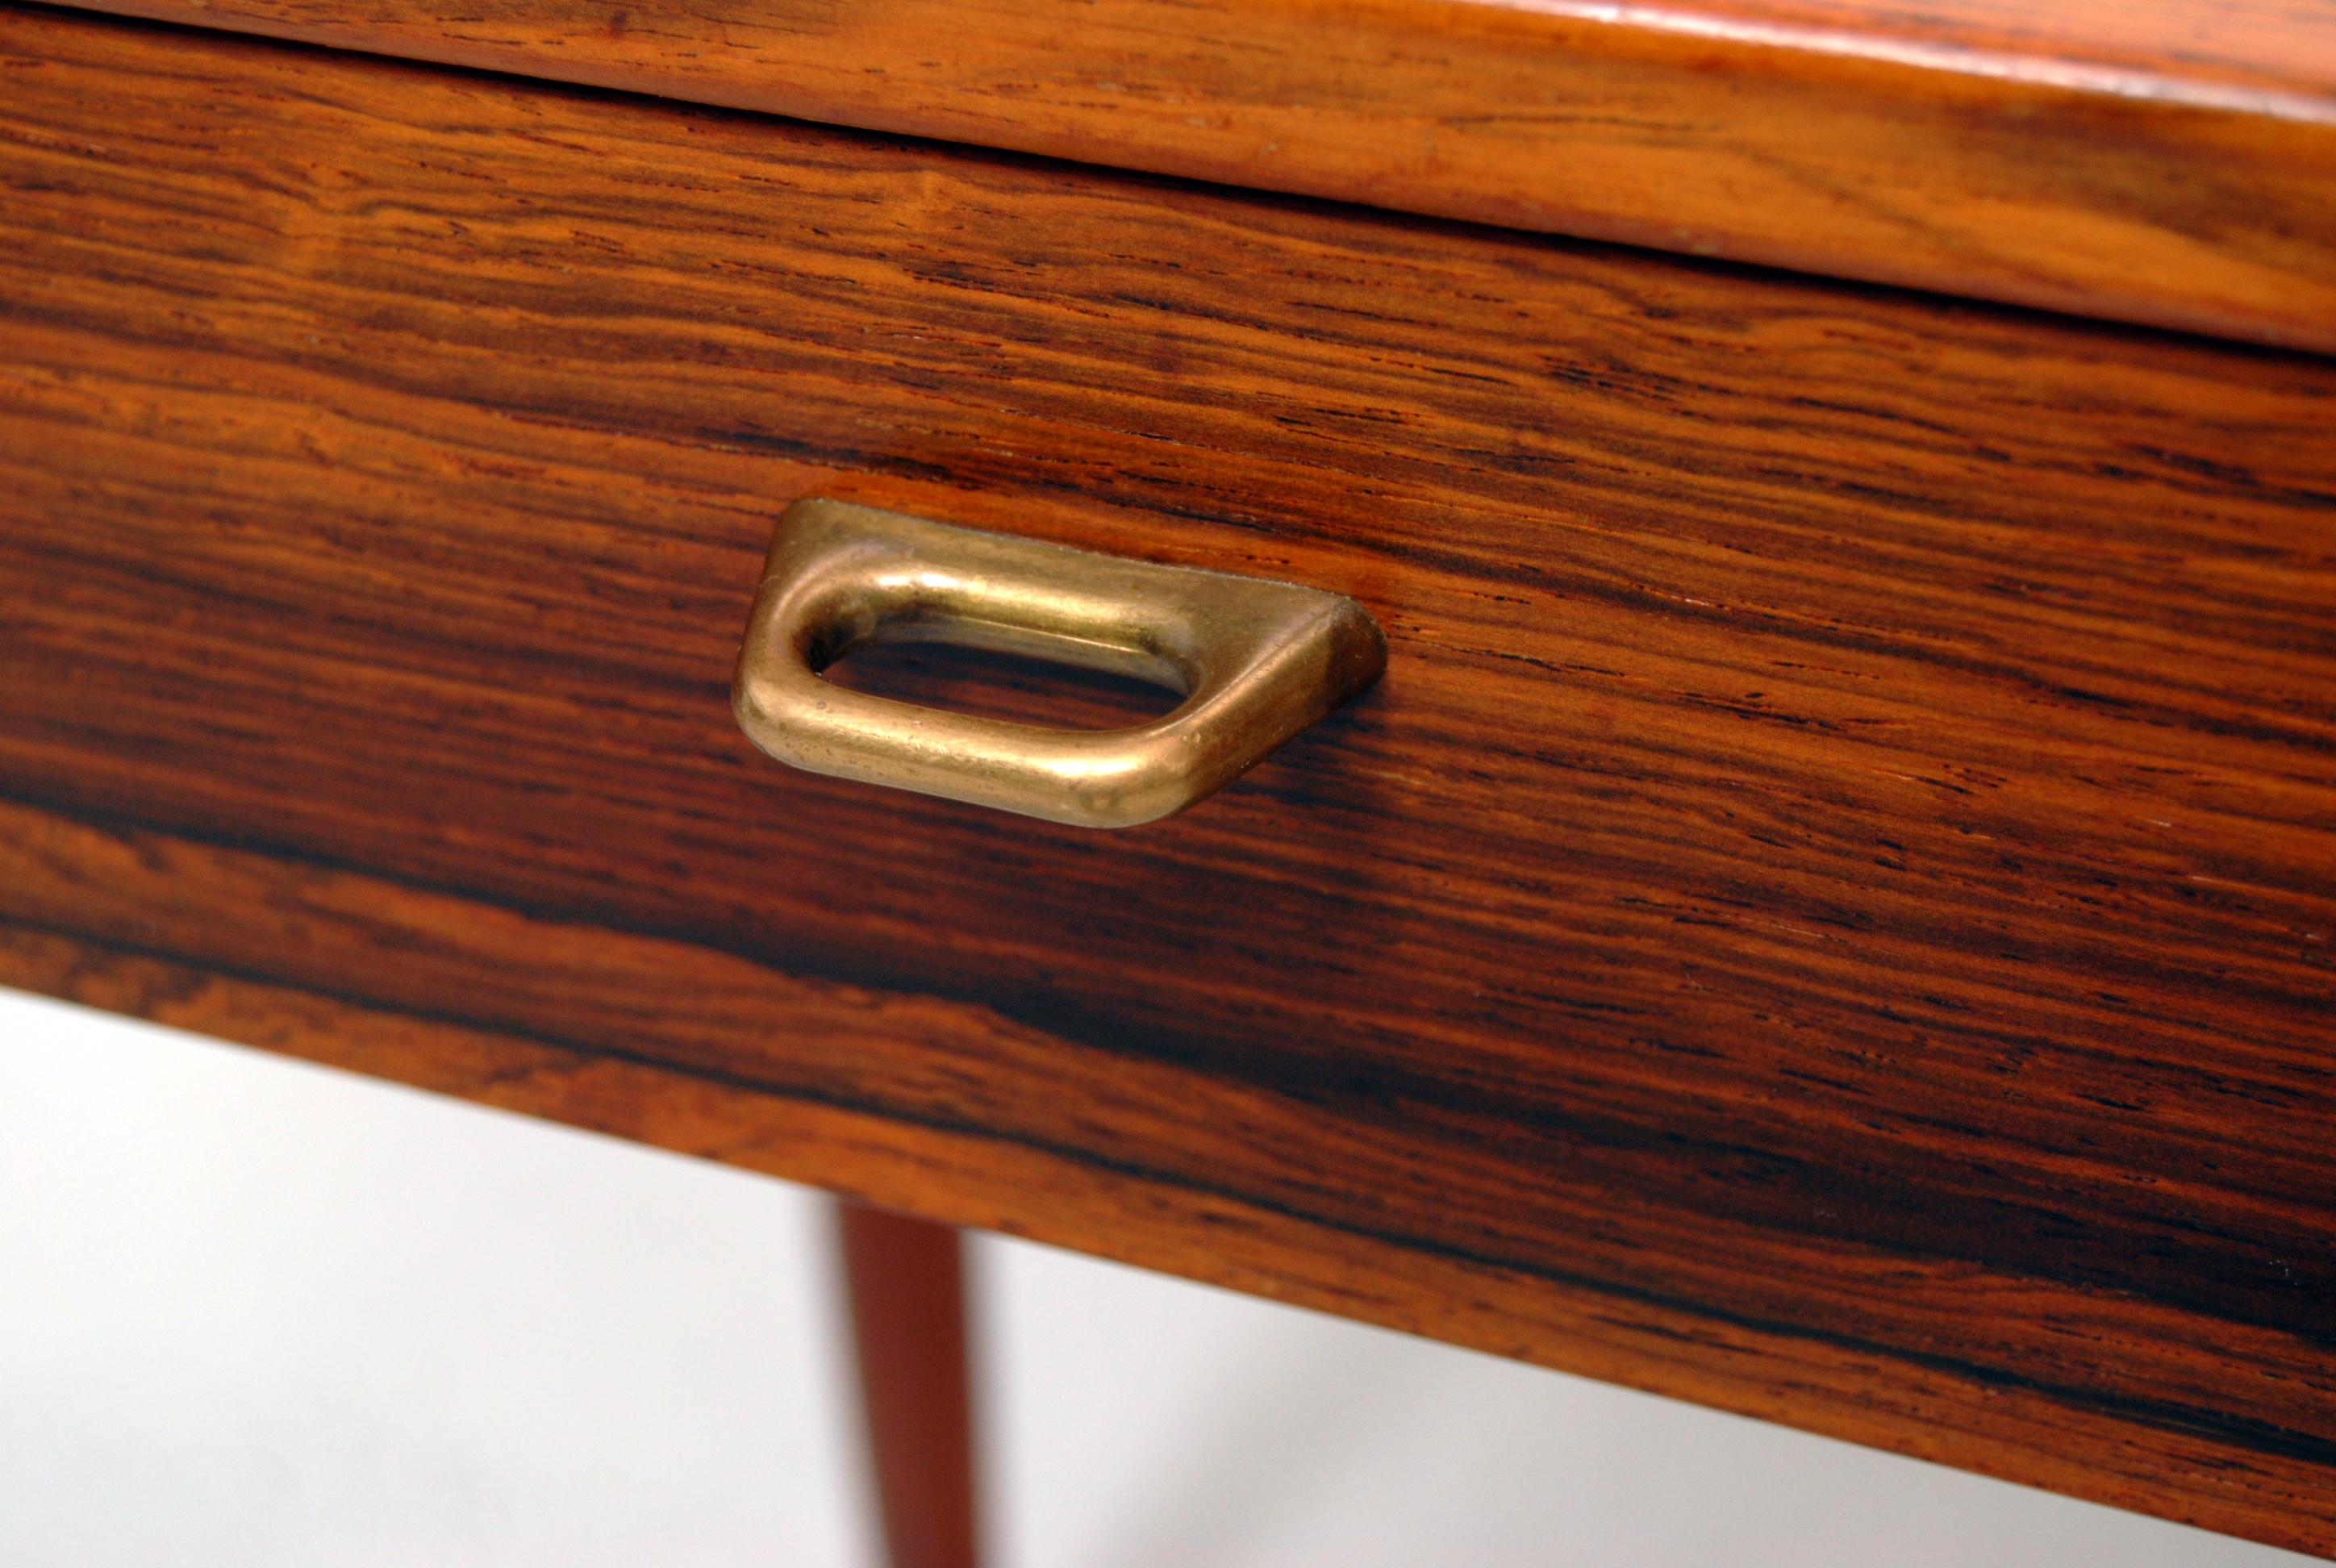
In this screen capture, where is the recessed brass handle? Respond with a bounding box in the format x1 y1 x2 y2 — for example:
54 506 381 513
732 499 1385 828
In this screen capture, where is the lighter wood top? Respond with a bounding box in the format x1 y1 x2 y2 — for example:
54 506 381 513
49 0 2336 353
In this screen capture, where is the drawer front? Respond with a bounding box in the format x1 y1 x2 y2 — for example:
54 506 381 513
4 10 2334 1551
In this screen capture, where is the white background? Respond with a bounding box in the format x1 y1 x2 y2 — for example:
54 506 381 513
0 990 2306 1566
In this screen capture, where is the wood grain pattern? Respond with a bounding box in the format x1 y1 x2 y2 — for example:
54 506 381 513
2 8 2334 1551
38 0 2336 354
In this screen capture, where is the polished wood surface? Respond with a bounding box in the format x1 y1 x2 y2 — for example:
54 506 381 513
40 0 2336 353
3 9 2334 1553
838 1203 980 1568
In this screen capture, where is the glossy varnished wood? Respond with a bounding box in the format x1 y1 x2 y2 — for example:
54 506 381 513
37 0 2336 352
837 1203 980 1568
2 10 2334 1552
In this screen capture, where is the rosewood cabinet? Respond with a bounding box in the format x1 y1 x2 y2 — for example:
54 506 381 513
2 0 2332 1558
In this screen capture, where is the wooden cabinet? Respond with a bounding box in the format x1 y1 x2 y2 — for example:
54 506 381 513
2 2 2332 1555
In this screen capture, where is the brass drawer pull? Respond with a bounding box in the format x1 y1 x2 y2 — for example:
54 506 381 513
732 500 1384 828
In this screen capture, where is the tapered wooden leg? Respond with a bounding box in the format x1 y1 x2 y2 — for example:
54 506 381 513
836 1199 980 1568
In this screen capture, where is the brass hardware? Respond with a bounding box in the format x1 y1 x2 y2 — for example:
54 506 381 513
732 499 1385 828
